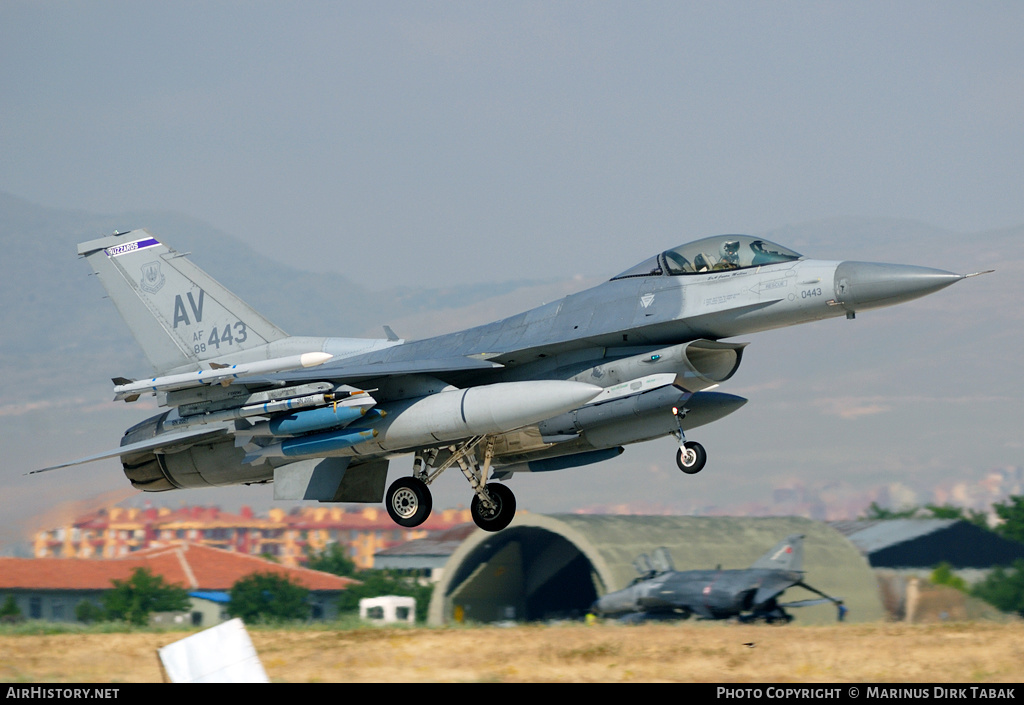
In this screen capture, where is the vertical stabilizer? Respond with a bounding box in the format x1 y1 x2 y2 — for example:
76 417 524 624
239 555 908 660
749 534 804 572
650 546 675 574
77 229 288 373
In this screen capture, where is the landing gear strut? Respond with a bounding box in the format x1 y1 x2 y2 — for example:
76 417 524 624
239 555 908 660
384 435 518 532
672 406 707 474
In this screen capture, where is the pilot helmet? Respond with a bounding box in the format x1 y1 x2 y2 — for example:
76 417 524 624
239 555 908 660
720 240 740 260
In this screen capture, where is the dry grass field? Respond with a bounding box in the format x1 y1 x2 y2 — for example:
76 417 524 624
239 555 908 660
2 621 1023 683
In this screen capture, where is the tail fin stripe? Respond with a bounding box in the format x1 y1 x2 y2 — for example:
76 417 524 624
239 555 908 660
104 237 161 257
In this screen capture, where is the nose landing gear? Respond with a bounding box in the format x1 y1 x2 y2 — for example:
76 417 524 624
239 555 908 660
675 441 707 474
672 406 707 474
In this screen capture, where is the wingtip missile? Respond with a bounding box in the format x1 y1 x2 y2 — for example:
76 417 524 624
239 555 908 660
112 352 335 401
298 352 334 367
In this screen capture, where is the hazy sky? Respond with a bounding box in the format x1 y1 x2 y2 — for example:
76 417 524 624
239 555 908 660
0 3 1022 546
2 2 1022 290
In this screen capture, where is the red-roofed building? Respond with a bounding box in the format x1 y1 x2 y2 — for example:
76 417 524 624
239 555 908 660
273 505 475 568
0 543 357 626
33 503 475 569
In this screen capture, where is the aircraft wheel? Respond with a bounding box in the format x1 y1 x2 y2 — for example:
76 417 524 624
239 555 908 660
676 442 707 474
385 477 433 528
471 482 516 532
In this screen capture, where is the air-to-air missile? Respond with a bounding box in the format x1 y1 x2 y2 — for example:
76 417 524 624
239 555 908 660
113 352 334 401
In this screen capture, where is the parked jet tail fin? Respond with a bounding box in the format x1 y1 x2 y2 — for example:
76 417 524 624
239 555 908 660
749 534 804 572
650 547 675 574
632 554 654 577
77 230 288 374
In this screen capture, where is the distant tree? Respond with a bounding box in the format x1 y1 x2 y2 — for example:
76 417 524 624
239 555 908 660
860 502 920 520
923 504 990 527
860 502 990 527
0 595 22 622
930 562 967 592
991 496 1024 545
335 569 433 623
306 543 357 578
971 559 1024 617
75 600 104 624
102 568 191 626
227 572 309 624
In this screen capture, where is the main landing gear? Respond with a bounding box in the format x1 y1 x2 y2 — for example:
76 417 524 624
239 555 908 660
385 476 432 528
384 436 517 533
672 405 707 475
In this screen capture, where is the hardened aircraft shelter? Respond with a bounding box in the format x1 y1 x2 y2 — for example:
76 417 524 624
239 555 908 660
428 514 885 625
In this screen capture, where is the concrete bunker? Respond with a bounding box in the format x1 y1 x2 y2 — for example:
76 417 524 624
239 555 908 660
429 514 885 625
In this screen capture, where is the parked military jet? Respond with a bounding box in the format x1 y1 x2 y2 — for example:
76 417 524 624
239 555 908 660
590 535 846 623
34 231 987 531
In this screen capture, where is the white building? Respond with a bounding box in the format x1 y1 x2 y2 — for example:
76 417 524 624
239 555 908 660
359 596 416 625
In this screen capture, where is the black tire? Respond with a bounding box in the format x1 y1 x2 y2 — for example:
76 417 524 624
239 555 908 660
385 477 433 527
676 441 707 474
470 482 517 532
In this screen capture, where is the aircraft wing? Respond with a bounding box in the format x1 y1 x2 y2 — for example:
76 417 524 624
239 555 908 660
28 426 230 474
43 352 510 475
778 598 839 608
258 354 505 385
782 582 847 621
793 581 845 609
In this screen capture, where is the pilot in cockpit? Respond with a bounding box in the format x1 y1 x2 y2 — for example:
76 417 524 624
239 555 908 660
715 240 741 270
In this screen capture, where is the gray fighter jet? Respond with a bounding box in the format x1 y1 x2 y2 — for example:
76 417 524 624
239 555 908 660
34 231 987 531
590 535 846 623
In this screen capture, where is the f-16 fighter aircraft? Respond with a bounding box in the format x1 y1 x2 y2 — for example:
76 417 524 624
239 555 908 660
590 535 846 623
34 231 986 531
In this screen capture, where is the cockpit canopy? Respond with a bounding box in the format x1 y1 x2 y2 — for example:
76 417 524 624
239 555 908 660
612 235 802 280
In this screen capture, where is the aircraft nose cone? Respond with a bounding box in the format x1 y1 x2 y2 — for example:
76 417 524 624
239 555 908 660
591 587 636 616
833 261 964 312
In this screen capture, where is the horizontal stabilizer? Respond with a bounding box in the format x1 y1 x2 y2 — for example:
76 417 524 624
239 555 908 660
28 426 229 475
